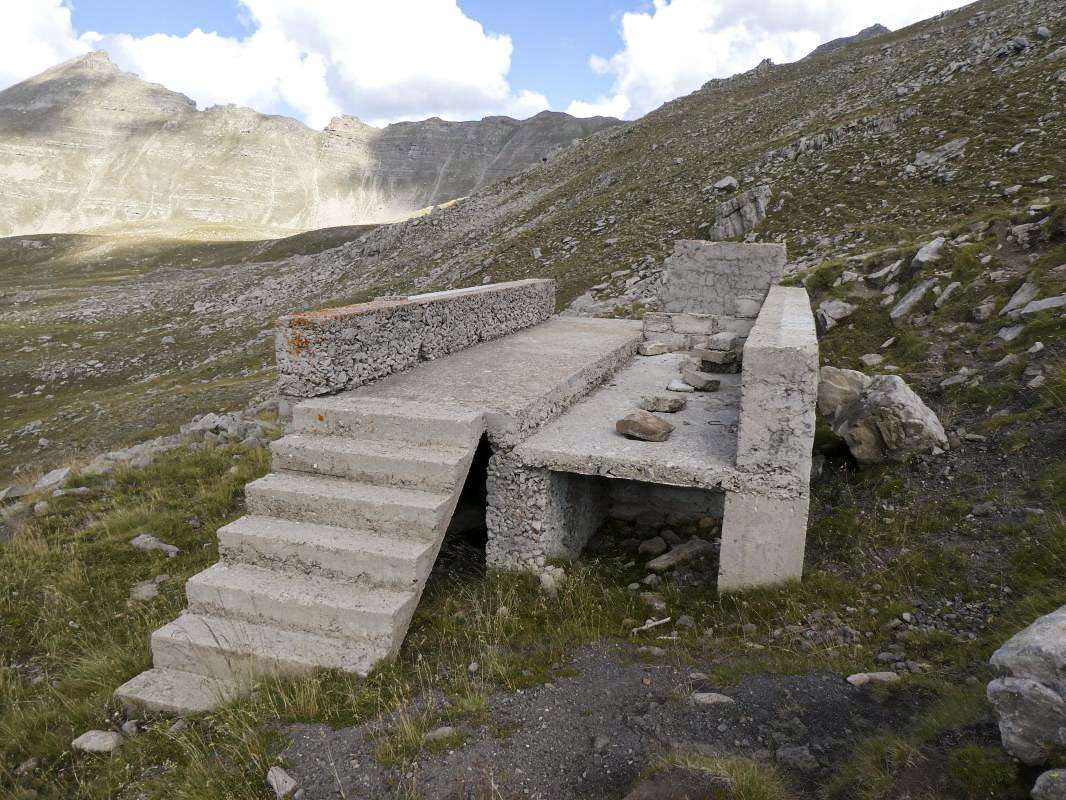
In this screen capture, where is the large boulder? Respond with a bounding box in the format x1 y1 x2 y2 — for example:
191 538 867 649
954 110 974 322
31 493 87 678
818 367 946 463
988 606 1066 765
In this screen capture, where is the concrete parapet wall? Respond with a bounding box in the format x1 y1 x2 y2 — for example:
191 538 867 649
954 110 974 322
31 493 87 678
276 279 556 399
735 286 819 484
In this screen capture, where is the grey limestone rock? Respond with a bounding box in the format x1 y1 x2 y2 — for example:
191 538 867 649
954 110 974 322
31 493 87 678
1033 770 1066 800
71 730 123 754
639 395 687 413
35 466 71 490
130 534 180 558
647 539 714 573
989 605 1066 765
818 368 946 464
708 184 773 241
266 766 302 799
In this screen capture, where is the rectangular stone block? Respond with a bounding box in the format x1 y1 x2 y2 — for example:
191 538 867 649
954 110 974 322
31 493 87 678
671 313 717 335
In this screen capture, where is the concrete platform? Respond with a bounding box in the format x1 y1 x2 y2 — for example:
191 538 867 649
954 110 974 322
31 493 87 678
517 352 741 490
343 316 643 446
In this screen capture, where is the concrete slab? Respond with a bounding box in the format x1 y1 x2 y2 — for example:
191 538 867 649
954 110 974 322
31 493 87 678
516 352 741 490
332 316 643 446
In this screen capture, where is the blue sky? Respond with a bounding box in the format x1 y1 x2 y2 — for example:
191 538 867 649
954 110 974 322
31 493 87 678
6 0 970 127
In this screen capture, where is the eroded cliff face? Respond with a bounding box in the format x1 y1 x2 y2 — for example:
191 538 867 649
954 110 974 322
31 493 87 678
0 51 619 236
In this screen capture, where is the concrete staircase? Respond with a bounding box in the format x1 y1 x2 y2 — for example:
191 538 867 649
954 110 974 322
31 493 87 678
115 397 484 714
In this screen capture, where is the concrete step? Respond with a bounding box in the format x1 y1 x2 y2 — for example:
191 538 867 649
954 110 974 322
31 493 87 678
185 562 419 641
271 433 470 492
293 396 484 447
245 472 451 535
114 667 240 714
151 612 385 682
217 515 437 587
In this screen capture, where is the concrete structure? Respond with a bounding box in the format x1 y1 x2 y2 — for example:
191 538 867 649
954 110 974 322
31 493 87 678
115 241 817 714
642 241 787 350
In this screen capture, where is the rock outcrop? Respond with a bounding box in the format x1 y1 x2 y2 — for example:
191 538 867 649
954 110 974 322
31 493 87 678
989 606 1066 765
0 51 620 236
817 367 947 463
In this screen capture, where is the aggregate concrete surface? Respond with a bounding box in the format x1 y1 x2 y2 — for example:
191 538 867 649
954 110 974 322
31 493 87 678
518 352 741 488
281 643 914 799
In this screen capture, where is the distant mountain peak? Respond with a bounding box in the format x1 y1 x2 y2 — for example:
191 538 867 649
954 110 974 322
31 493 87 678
807 23 891 59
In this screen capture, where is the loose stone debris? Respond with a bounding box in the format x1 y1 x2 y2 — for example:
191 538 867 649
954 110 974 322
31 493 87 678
616 411 675 442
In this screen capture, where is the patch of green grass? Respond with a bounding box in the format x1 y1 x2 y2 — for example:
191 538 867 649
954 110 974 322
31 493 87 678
946 744 1025 800
657 752 790 800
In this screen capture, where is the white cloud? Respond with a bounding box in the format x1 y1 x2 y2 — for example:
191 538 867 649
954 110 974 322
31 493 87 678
0 0 90 89
566 0 971 119
2 0 550 128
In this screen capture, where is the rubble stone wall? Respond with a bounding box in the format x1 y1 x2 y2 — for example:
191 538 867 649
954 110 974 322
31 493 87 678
643 241 787 349
276 279 556 399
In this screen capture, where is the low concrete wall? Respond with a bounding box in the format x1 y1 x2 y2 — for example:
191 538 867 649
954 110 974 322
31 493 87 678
720 285 818 591
643 240 787 348
276 279 556 399
734 285 819 481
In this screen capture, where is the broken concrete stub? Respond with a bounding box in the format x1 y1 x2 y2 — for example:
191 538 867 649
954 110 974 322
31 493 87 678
642 241 787 351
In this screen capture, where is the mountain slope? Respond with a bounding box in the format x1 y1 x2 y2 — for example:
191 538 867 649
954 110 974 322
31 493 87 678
0 51 619 237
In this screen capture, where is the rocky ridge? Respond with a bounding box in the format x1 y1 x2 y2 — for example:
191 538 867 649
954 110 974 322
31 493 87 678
0 51 619 237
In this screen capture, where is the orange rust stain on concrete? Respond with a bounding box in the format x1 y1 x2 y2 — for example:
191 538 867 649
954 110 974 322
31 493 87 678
282 297 410 323
287 330 313 356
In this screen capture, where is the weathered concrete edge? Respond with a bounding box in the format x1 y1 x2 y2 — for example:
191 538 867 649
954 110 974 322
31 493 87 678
487 321 644 449
734 285 819 494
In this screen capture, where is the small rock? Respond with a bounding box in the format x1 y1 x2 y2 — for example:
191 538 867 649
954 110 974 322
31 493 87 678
129 576 166 602
168 719 189 735
647 539 714 573
1035 26 1052 41
676 615 696 629
692 692 735 705
1029 341 1045 355
641 573 661 587
997 325 1024 343
912 237 946 266
35 467 71 491
266 766 302 799
704 331 739 351
121 720 140 737
15 757 39 778
713 175 739 192
130 534 180 558
71 730 123 754
666 379 694 393
424 726 457 743
846 671 900 687
638 536 668 556
681 369 720 392
33 501 49 515
1033 769 1066 800
616 411 674 442
860 354 884 368
592 734 611 752
640 395 687 413
777 744 819 772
